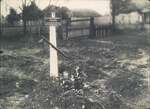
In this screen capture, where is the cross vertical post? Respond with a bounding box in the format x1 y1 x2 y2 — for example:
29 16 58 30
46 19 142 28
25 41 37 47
49 12 59 78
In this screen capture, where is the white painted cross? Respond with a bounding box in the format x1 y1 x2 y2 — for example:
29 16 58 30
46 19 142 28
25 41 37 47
49 12 59 78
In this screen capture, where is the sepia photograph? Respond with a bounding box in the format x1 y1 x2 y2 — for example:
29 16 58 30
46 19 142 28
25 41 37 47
0 0 150 109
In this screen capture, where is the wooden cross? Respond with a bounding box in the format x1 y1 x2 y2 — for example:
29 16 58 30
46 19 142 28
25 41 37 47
47 12 59 78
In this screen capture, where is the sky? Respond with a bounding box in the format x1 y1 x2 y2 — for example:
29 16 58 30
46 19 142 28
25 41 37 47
1 0 111 16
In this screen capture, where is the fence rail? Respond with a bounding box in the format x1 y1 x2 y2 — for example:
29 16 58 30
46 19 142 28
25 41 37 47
71 18 90 22
68 27 90 31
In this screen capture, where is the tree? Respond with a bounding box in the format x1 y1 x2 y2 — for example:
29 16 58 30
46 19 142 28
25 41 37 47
43 5 71 19
21 0 43 34
59 7 71 19
110 0 131 29
23 1 43 21
6 8 20 25
21 0 35 34
22 0 29 34
43 5 59 17
0 0 2 35
0 0 1 15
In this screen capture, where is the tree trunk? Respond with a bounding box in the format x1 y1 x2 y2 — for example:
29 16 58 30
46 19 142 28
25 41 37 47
112 13 115 27
22 0 27 35
23 20 27 34
110 0 117 32
0 0 2 36
111 8 116 32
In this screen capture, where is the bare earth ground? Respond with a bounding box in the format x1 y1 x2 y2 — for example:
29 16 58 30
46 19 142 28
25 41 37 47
0 30 150 109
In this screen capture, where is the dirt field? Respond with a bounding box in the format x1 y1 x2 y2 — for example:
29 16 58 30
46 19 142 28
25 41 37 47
0 30 150 109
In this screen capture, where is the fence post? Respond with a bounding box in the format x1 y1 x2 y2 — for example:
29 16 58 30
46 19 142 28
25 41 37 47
66 18 71 40
66 19 68 40
89 17 96 38
38 20 41 37
0 24 2 36
58 25 63 40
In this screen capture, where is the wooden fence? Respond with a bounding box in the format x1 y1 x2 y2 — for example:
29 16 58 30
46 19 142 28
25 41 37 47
59 17 112 40
1 25 41 36
1 17 112 38
64 18 91 39
95 25 112 37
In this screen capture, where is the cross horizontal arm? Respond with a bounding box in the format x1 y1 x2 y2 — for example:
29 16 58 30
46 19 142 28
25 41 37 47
40 35 73 61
